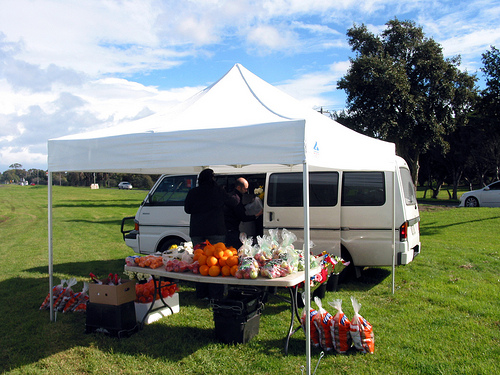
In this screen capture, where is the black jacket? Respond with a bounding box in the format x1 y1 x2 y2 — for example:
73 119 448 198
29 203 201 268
224 189 258 232
184 183 235 237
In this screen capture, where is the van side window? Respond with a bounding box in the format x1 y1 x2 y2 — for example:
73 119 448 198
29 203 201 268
268 172 338 207
147 175 196 206
400 167 417 205
342 172 385 206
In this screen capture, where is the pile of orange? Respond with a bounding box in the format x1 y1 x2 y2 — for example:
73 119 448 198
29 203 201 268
193 241 239 277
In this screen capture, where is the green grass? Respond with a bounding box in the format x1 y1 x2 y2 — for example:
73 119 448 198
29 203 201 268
0 185 499 374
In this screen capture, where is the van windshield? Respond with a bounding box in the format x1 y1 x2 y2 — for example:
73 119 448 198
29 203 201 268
400 168 417 205
148 175 196 206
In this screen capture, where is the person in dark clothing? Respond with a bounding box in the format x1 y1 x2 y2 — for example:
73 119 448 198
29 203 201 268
184 168 235 299
184 168 235 246
224 177 263 249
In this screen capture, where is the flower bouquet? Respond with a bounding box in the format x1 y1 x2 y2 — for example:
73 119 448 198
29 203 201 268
322 252 350 292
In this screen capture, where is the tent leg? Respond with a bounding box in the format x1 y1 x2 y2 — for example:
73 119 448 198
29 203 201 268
48 172 54 321
303 162 311 375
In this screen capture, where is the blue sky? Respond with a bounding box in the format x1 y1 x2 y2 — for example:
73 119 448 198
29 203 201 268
0 0 499 172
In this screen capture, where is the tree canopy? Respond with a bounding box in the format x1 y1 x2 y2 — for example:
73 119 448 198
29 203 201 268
337 19 478 183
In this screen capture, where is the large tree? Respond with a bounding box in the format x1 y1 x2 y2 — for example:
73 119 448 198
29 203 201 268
337 19 477 183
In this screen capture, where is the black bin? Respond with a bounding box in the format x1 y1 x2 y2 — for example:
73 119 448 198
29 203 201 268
85 301 137 338
211 287 264 344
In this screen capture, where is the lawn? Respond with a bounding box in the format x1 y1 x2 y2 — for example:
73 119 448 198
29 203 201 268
0 185 499 374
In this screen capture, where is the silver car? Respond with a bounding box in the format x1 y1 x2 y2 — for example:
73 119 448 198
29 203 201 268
459 181 500 207
118 181 133 190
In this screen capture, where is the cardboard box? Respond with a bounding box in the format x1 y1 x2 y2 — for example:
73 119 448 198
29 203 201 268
135 293 180 325
88 280 136 306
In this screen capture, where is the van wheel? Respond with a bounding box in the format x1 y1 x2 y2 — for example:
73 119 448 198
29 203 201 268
158 238 183 253
339 248 355 283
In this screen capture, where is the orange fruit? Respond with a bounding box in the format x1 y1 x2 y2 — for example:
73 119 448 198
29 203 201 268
223 249 233 258
199 264 210 276
218 256 228 267
197 254 207 266
214 248 225 259
226 255 239 267
214 242 226 250
230 264 239 277
194 248 205 256
193 253 201 261
208 265 221 277
204 245 215 257
206 256 218 267
221 265 231 277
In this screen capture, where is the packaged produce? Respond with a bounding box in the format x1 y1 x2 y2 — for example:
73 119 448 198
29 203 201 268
328 299 352 354
235 257 259 279
135 279 179 304
313 297 334 352
349 296 374 354
134 255 164 269
53 278 77 310
40 279 66 310
300 294 321 348
260 258 293 278
63 282 89 313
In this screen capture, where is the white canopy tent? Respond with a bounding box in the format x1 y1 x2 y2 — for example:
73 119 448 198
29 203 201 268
47 64 396 373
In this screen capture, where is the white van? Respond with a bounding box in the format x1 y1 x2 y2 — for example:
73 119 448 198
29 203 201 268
121 156 420 275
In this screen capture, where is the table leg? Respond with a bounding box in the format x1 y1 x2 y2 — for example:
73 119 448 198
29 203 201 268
139 276 174 329
284 285 303 355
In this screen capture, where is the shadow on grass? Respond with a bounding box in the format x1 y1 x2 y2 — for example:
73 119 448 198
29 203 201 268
1 262 390 372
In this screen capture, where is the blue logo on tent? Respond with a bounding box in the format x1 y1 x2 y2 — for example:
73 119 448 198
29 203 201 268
313 141 320 154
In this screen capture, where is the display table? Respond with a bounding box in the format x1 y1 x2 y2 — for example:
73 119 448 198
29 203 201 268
124 264 320 354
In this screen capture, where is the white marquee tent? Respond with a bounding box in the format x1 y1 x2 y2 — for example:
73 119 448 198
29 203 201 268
47 64 396 373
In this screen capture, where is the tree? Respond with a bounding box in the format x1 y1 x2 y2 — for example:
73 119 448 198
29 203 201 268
477 46 500 181
337 19 478 184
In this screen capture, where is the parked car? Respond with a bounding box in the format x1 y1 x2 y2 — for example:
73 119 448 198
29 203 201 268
118 181 133 190
459 181 500 207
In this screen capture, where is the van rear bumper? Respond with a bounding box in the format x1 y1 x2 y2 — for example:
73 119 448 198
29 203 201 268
398 242 421 265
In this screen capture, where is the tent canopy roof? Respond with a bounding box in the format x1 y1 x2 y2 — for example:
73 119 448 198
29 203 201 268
48 64 395 174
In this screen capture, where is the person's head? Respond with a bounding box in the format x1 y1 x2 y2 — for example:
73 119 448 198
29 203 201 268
235 177 249 194
198 168 215 186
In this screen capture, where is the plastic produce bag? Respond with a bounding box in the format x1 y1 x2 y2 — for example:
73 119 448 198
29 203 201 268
328 299 352 354
245 196 263 216
350 296 374 354
300 293 321 348
314 297 334 352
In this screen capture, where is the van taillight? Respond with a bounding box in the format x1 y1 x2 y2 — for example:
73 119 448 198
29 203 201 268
134 222 139 231
399 221 408 241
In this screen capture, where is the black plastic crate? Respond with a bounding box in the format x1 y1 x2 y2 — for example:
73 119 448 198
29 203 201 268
211 287 264 344
213 309 261 344
214 287 264 316
85 301 137 338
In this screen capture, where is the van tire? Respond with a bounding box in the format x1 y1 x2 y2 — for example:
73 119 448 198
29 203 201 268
158 238 184 253
339 247 355 283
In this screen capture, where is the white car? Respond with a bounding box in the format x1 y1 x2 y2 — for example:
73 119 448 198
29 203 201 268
118 181 133 190
459 181 500 207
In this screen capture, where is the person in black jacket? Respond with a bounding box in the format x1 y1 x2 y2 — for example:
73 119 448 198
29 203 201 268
184 168 235 246
184 168 235 299
224 177 263 249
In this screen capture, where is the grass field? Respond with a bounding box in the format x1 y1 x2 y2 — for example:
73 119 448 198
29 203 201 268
0 185 499 374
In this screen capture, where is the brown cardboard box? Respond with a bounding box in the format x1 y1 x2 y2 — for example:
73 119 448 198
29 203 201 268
88 280 136 305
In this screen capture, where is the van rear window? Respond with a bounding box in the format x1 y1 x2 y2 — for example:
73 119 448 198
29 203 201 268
342 172 385 206
400 167 417 205
267 172 338 207
148 175 196 206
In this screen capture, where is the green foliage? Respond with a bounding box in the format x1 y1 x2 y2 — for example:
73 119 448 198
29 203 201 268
337 19 478 184
0 185 499 374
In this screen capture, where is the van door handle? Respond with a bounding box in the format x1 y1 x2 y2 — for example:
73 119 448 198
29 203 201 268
269 212 274 221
